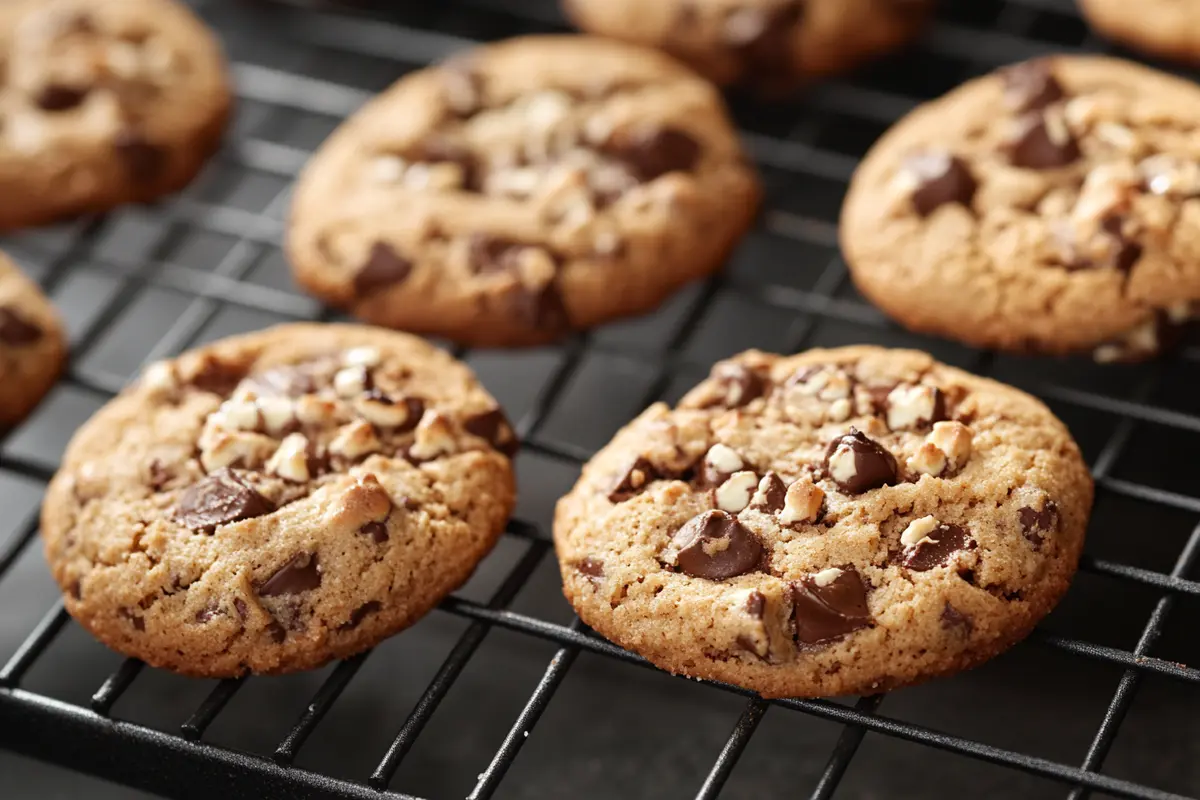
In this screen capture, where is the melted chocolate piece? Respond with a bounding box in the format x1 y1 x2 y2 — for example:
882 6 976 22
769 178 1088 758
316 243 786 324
259 553 322 596
1101 216 1143 272
234 598 248 620
0 307 43 346
607 456 658 502
749 472 786 513
113 129 165 182
1019 500 1058 546
602 126 702 182
35 83 89 112
173 469 274 533
791 567 872 645
671 510 764 580
904 152 977 216
339 601 382 631
903 523 976 571
468 234 526 274
194 605 220 623
1002 59 1065 113
941 602 974 634
575 557 605 579
1005 112 1079 169
745 589 766 618
823 429 898 494
463 406 517 456
707 363 767 408
359 520 389 544
188 357 243 396
510 280 570 333
147 459 173 491
354 242 413 295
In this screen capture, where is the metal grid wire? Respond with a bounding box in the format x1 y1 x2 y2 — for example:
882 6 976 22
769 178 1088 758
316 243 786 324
0 0 1198 798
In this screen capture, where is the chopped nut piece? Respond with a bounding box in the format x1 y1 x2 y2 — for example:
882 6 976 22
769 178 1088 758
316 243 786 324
329 420 382 461
201 432 274 472
408 410 458 461
900 515 940 547
343 346 382 368
927 421 973 470
779 479 824 525
906 442 948 477
267 433 311 482
217 400 261 432
334 366 369 398
705 443 743 475
295 396 339 427
715 470 758 513
811 567 844 588
885 384 943 431
258 396 295 435
142 361 177 394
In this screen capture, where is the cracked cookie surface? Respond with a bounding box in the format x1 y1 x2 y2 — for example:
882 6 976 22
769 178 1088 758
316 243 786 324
1080 0 1200 65
562 0 933 92
0 0 230 229
0 250 65 424
554 346 1092 698
842 56 1200 361
287 35 760 347
42 324 517 677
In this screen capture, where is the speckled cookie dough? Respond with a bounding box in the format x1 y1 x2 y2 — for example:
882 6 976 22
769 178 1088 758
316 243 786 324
842 56 1200 361
287 35 760 347
554 346 1092 698
0 0 231 229
0 251 65 424
42 324 517 677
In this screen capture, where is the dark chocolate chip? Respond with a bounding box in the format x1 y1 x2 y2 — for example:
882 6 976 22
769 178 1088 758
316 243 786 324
904 152 977 216
35 83 89 112
745 589 766 618
1005 111 1079 169
69 579 82 600
246 364 318 398
601 126 702 182
234 598 249 620
607 456 657 502
1002 59 1065 113
1019 500 1058 546
510 280 570 333
791 567 872 645
1101 216 1143 272
671 510 764 580
113 129 165 182
354 242 413 295
575 557 605 579
749 472 786 513
267 621 287 643
188 357 243 396
468 234 526 274
903 523 976 571
147 458 173 491
941 602 974 634
409 136 479 191
173 469 274 533
707 362 768 408
722 2 804 82
823 429 898 494
359 520 389 544
339 601 381 631
463 406 517 457
194 605 220 623
0 306 43 346
259 553 321 596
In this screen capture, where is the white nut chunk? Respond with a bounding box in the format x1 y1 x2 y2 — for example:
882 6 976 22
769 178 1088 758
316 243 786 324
355 394 417 429
258 396 296 435
296 395 340 427
200 432 274 472
329 420 382 461
906 442 948 477
408 410 458 461
342 346 382 368
811 567 844 588
216 399 261 432
267 433 311 483
778 479 824 525
928 421 973 470
715 471 759 513
705 443 744 475
334 366 370 398
885 384 941 431
141 360 178 394
900 515 940 547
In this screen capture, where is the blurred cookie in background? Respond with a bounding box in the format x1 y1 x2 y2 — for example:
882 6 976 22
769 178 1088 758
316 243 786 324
0 251 65 425
1079 0 1200 65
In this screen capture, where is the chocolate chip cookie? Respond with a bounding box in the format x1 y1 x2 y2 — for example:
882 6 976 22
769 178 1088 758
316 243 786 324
562 0 934 92
555 347 1092 698
42 324 517 676
0 251 66 424
0 0 231 230
1079 0 1200 65
842 56 1200 361
287 35 760 347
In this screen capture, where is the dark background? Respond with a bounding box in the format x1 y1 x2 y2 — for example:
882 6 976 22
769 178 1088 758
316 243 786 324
1 0 1199 798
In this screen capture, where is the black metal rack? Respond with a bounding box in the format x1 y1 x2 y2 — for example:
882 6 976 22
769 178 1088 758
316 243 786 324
0 1 1198 798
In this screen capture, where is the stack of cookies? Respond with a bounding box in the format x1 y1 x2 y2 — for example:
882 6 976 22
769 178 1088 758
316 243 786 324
21 0 1198 700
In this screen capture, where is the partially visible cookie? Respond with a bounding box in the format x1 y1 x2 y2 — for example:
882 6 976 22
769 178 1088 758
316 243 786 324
562 0 934 92
555 347 1092 698
0 251 65 424
42 324 517 677
0 0 231 229
1079 0 1200 65
842 56 1200 361
287 35 760 347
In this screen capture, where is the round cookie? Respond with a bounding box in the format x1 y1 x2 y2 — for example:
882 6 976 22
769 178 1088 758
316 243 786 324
287 35 760 348
842 56 1200 361
554 346 1092 698
1079 0 1200 65
0 251 66 424
0 0 231 230
562 0 934 92
42 324 517 677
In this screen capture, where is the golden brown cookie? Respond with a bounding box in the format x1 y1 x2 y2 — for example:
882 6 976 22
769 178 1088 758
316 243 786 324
1079 0 1200 65
554 347 1092 698
287 35 760 347
42 324 517 677
0 251 65 424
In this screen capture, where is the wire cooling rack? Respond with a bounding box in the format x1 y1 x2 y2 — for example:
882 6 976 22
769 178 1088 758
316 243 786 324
0 0 1198 798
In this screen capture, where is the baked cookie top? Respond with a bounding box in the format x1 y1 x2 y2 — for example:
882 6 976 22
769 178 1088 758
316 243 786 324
42 324 517 677
0 251 65 424
841 56 1200 360
563 0 933 91
287 35 760 347
0 0 230 228
555 346 1092 698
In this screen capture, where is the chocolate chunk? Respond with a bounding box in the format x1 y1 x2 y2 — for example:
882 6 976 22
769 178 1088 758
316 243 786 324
707 363 767 408
671 510 764 580
602 126 701 182
464 406 518 457
1005 111 1079 169
1002 59 1065 113
194 605 220 623
575 557 605 579
410 136 479 191
607 456 658 502
749 472 786 513
903 523 976 571
267 621 287 643
722 2 804 82
35 83 89 111
791 567 872 645
120 608 145 631
354 242 413 295
69 579 82 600
188 357 242 396
113 129 165 182
339 601 381 631
510 280 570 333
745 589 765 618
246 364 317 398
0 306 43 345
823 429 898 494
941 603 974 634
173 469 274 533
359 520 389 544
904 152 977 216
1019 500 1058 546
234 598 248 620
1101 216 1143 272
147 458 173 491
259 553 321 596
